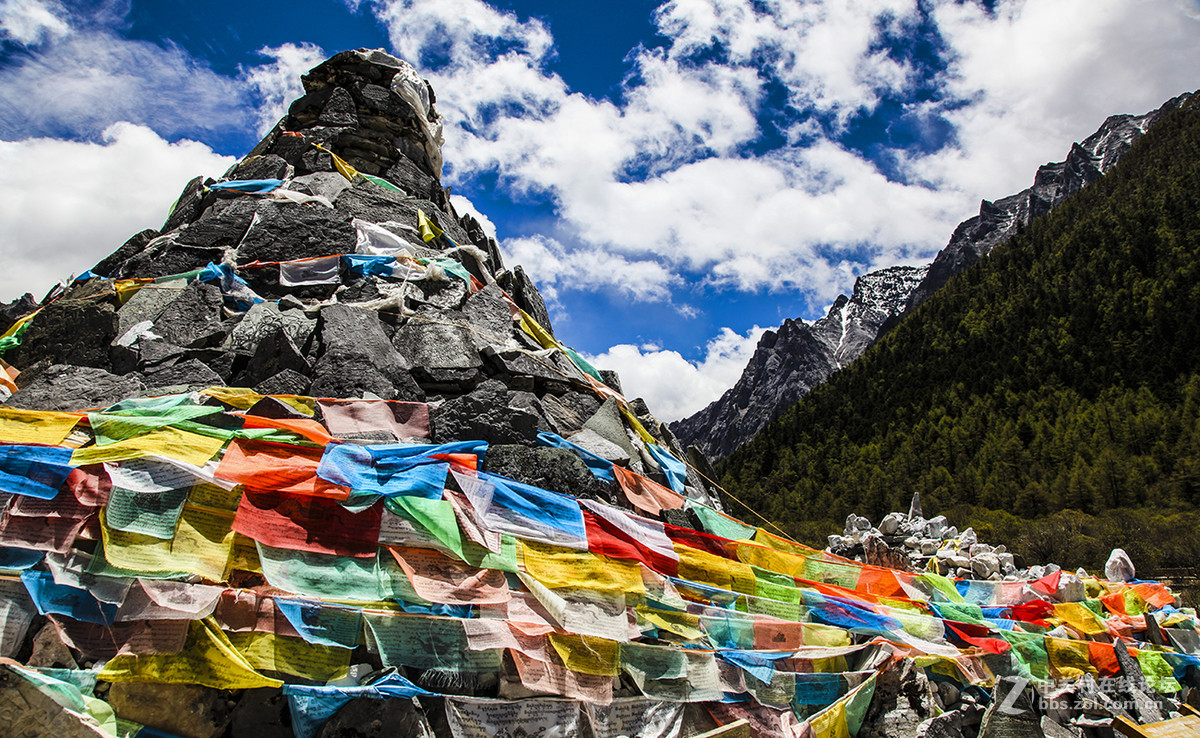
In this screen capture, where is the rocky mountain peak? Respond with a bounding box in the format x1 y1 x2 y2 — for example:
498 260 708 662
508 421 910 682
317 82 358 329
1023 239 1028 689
671 264 926 460
673 92 1193 462
905 91 1193 310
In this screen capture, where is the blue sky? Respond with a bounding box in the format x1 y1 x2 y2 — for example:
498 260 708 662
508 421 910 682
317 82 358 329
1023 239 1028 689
1 0 1198 420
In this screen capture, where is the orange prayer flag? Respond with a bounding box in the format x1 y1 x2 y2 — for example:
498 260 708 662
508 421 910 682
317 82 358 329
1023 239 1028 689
612 464 684 516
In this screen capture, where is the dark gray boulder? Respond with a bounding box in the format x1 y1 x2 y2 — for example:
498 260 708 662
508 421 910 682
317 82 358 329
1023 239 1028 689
160 175 207 233
431 379 551 445
9 364 145 411
308 304 423 401
224 301 316 356
236 325 311 387
484 444 615 503
254 368 313 396
174 198 260 249
141 358 224 392
92 228 160 278
223 153 293 182
496 266 552 337
11 299 119 370
463 284 515 350
153 281 226 349
392 310 481 371
236 200 356 263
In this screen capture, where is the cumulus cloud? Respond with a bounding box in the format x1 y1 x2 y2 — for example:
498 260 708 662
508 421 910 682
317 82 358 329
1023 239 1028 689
363 0 1200 313
585 324 767 421
0 0 69 46
0 124 234 300
0 29 250 140
913 0 1200 199
501 234 680 304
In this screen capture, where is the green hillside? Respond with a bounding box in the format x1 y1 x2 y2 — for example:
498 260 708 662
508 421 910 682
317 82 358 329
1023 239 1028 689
719 95 1200 572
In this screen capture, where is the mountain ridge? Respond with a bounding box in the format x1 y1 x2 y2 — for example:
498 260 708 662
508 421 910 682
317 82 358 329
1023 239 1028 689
718 91 1200 572
672 92 1193 461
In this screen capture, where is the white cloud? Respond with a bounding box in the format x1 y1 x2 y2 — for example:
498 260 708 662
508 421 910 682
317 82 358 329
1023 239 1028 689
449 194 497 239
0 123 234 300
243 42 326 136
501 234 679 304
585 324 767 421
0 30 249 140
363 0 1200 312
913 0 1200 198
0 0 69 46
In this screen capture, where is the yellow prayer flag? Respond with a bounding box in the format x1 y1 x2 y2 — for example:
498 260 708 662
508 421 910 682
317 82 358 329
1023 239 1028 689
113 278 153 305
101 505 234 581
636 605 702 640
675 544 757 596
802 623 853 648
1045 637 1097 680
71 426 226 467
312 143 360 181
199 387 262 410
227 631 351 682
752 528 828 558
98 618 282 690
619 404 658 446
549 633 621 676
417 210 444 242
1052 603 1108 636
517 309 559 351
0 310 37 340
519 540 645 595
737 543 807 579
807 700 849 738
0 406 81 446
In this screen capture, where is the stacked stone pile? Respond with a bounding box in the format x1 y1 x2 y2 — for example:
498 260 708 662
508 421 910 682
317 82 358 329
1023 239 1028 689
0 49 1195 738
0 48 718 511
830 508 1018 580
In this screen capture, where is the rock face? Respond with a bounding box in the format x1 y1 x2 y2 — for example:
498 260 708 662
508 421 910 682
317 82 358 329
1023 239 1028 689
673 92 1193 461
906 95 1192 309
671 264 926 460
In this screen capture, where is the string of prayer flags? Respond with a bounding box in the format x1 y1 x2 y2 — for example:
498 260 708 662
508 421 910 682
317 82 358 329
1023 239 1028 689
0 387 1196 735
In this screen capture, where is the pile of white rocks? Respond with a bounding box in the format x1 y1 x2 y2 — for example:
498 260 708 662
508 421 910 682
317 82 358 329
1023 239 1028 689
826 494 1019 580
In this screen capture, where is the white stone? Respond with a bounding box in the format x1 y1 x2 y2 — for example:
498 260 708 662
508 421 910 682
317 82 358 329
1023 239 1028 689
971 553 1000 579
1105 548 1136 582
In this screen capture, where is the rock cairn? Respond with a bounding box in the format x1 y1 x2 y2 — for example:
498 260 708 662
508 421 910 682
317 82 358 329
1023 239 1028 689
829 497 1018 581
0 49 1195 738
